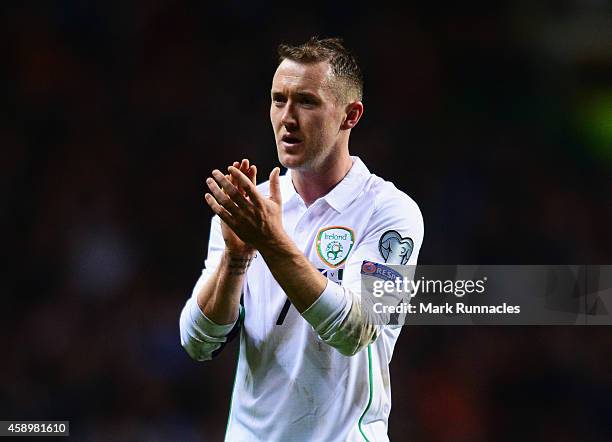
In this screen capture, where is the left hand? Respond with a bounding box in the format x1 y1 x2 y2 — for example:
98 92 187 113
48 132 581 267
212 159 257 256
205 165 284 251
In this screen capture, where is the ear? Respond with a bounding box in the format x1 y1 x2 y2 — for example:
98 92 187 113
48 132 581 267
340 101 364 130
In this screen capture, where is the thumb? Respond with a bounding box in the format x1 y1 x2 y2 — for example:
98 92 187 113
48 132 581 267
269 167 281 204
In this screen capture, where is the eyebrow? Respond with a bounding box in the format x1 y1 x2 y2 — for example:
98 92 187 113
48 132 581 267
271 90 321 100
295 91 319 100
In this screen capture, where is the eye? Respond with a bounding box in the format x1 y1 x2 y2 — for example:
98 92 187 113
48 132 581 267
271 94 286 105
297 95 319 106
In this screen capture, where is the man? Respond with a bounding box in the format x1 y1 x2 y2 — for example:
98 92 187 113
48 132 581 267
179 37 424 441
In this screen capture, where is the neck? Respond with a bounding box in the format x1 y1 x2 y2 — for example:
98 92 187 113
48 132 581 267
291 153 353 207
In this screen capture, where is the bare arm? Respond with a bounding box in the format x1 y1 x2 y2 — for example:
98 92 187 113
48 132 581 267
205 166 327 313
205 166 369 356
196 250 252 324
179 160 257 361
198 159 257 324
256 232 327 312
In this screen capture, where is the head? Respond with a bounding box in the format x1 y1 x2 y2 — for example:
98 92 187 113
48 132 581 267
270 37 364 172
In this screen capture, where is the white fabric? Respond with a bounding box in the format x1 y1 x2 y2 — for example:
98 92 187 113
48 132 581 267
179 157 424 441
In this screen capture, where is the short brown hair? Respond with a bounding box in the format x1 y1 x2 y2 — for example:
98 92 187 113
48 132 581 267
277 37 363 103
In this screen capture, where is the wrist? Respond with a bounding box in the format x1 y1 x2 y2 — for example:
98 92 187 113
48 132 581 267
257 230 293 259
224 245 255 258
223 249 254 275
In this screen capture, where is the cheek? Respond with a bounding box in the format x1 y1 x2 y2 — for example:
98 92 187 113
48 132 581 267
319 114 339 137
270 111 283 136
309 112 332 132
270 108 278 126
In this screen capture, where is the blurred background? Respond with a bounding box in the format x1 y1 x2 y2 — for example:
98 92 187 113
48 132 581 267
3 1 612 441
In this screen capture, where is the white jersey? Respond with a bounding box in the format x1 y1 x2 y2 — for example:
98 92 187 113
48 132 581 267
180 157 424 441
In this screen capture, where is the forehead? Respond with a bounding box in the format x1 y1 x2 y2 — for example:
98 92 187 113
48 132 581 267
271 59 332 93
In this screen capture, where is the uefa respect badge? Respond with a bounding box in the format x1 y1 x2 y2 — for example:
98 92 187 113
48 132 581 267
315 226 355 268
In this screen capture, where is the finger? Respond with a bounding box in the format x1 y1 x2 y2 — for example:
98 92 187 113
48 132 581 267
211 170 251 210
204 193 235 227
207 176 246 213
231 173 249 198
228 166 264 206
238 160 250 188
234 164 256 198
240 158 249 172
247 165 257 185
228 163 240 185
232 160 250 190
206 177 236 211
269 167 282 204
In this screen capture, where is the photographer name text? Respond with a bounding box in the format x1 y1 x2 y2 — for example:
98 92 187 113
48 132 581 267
373 302 521 315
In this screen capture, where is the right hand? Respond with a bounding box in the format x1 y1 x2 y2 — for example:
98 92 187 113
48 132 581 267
218 159 257 256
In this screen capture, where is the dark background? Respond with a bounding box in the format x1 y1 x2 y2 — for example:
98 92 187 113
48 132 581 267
3 1 612 441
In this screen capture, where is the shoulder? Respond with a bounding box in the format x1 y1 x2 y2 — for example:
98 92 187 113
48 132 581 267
363 173 423 228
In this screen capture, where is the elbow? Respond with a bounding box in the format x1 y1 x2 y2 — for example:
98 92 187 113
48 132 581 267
181 339 216 362
179 307 236 362
182 341 202 361
181 336 206 361
184 346 200 361
325 326 377 357
335 334 375 357
319 299 378 357
179 302 213 362
336 345 362 357
180 327 215 362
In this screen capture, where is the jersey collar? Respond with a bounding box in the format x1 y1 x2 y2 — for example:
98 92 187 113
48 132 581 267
280 156 370 213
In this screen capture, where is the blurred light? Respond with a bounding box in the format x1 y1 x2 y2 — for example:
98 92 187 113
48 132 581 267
577 91 612 163
70 224 137 297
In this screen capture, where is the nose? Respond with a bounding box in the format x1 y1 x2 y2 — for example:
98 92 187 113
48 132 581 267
280 102 298 130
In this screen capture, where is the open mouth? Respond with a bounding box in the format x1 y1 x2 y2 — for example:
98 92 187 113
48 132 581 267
281 134 303 146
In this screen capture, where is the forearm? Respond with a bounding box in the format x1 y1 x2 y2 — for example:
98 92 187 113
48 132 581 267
202 165 377 355
259 232 380 356
258 233 327 312
196 250 252 324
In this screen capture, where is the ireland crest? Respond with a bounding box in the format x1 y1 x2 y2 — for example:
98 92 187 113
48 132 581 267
316 226 355 268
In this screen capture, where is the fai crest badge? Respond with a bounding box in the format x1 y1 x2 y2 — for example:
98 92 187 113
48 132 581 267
316 226 355 268
379 230 413 265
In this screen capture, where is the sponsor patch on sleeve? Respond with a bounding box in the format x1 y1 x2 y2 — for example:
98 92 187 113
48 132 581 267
361 260 403 281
